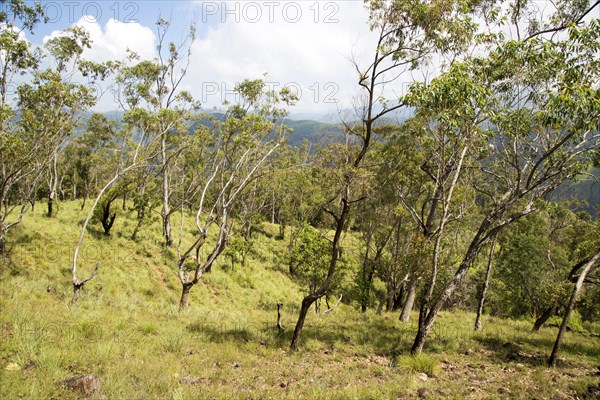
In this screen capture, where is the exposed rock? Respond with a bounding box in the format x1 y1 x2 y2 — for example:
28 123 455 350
62 374 101 396
5 362 20 371
416 373 428 382
417 387 429 398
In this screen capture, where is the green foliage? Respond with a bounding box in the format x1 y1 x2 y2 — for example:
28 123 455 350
224 235 252 270
489 204 597 321
548 310 585 333
289 224 332 294
397 354 440 376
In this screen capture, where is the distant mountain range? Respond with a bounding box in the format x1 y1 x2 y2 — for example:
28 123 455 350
91 109 599 217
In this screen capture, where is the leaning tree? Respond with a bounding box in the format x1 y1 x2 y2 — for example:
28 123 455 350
408 3 600 352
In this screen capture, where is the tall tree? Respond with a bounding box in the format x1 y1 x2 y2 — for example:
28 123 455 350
289 0 476 349
409 3 600 352
116 19 198 246
0 0 45 253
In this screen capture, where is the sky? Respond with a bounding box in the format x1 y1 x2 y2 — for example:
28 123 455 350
9 1 594 118
19 1 383 117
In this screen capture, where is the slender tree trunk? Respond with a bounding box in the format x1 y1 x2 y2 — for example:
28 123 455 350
276 303 285 332
71 284 81 305
47 197 54 218
291 296 314 350
0 233 5 254
271 190 275 224
58 175 65 201
363 253 379 313
360 231 372 313
72 171 77 200
81 184 88 211
101 200 116 235
290 198 350 350
400 273 418 322
245 222 252 241
161 135 173 247
385 280 396 311
532 305 558 331
548 250 599 366
475 236 497 331
376 295 385 315
48 151 58 218
180 282 193 309
392 280 404 311
411 235 485 353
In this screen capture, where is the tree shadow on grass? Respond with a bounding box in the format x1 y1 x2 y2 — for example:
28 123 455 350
474 333 599 367
264 316 419 357
187 322 255 344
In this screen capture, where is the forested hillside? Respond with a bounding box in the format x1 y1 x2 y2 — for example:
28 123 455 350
1 0 599 399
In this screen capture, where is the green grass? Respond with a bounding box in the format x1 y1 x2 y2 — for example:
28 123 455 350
0 201 598 399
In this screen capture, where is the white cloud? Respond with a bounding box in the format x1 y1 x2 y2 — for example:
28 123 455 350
40 2 397 116
44 16 156 62
182 1 380 114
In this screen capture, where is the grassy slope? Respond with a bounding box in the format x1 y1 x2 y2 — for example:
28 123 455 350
0 201 598 399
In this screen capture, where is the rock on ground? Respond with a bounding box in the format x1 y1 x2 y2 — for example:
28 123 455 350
62 374 101 396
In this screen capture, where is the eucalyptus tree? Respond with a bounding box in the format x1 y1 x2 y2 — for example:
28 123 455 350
0 0 45 253
116 19 198 247
61 114 121 209
36 26 103 218
409 3 600 353
548 247 600 366
353 144 397 313
0 0 45 104
289 0 478 350
473 235 497 330
289 223 332 312
397 62 490 344
176 79 296 309
70 103 150 304
528 206 600 330
70 126 146 304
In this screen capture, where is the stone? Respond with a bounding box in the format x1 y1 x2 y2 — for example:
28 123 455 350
416 373 428 382
5 362 20 371
62 374 101 396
